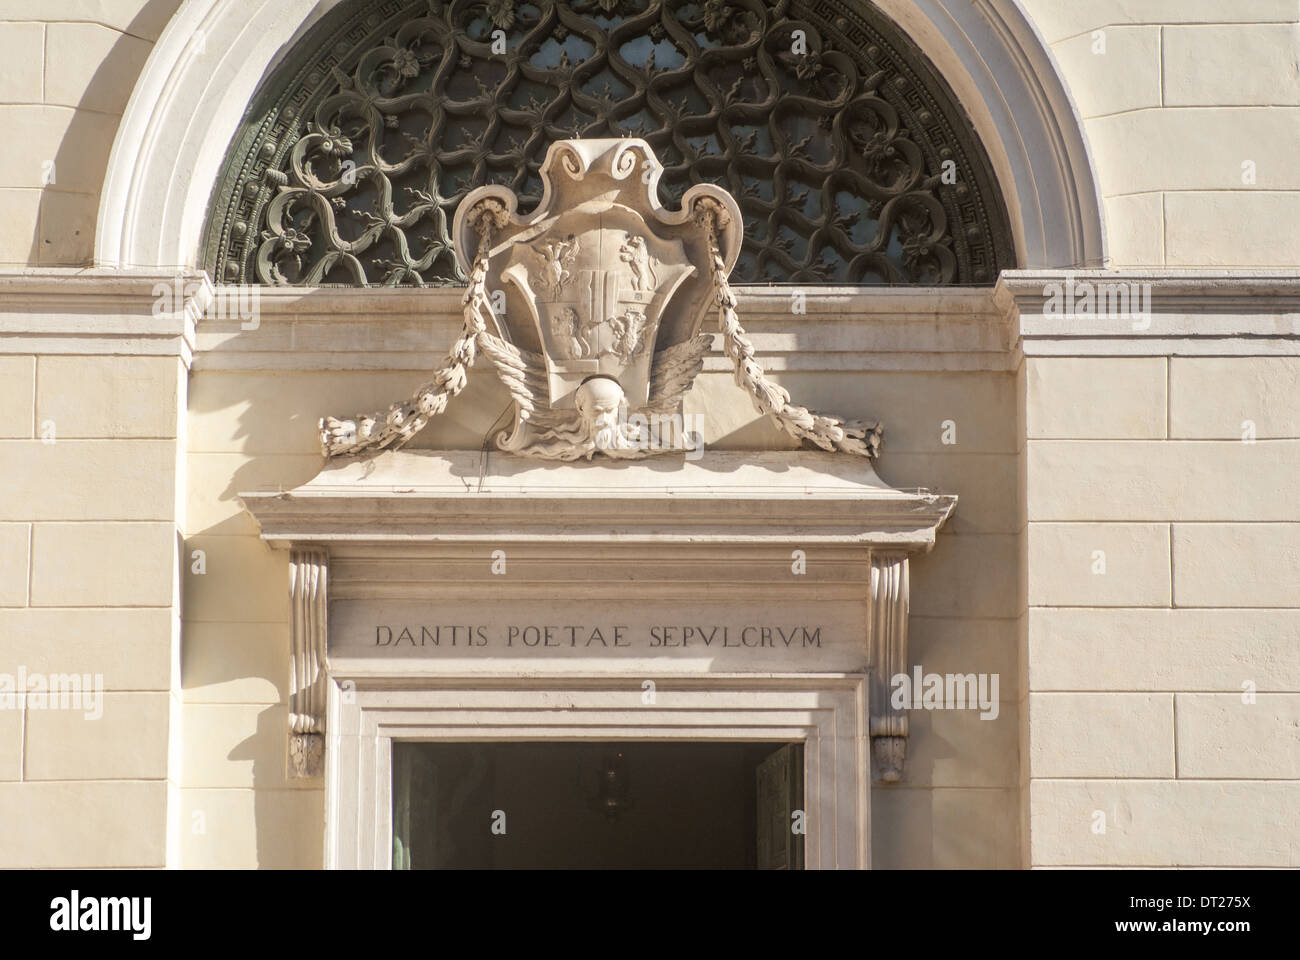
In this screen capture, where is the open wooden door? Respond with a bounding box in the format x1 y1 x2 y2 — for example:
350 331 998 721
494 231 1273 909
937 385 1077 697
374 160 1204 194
756 743 805 870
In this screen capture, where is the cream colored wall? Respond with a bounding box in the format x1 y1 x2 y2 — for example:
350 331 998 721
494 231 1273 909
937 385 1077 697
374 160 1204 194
1024 352 1300 866
1020 0 1300 267
1011 2 1300 862
0 351 185 867
0 1 179 267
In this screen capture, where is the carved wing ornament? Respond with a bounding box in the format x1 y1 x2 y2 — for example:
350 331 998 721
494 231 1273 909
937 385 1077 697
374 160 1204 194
319 137 882 461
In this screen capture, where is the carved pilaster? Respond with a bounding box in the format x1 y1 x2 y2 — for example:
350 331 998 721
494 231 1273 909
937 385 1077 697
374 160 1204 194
288 547 328 779
868 554 909 782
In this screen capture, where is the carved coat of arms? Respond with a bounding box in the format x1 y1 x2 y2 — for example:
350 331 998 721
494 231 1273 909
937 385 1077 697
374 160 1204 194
448 139 738 459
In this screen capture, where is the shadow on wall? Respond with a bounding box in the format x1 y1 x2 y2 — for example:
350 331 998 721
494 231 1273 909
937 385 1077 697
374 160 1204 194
225 704 324 869
37 0 183 266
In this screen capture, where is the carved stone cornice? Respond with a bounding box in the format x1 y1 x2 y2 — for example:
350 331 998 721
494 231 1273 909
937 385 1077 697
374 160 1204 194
0 268 207 364
998 269 1300 356
189 283 1017 372
241 450 955 550
187 270 1300 373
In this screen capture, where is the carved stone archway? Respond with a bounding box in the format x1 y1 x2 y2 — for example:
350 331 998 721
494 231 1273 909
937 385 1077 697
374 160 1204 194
97 0 1106 274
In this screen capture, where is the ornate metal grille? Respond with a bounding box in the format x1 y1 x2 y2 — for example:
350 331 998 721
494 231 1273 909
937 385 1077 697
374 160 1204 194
203 0 1014 286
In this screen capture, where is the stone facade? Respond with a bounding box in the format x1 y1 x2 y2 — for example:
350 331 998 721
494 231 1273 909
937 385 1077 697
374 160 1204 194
0 0 1296 869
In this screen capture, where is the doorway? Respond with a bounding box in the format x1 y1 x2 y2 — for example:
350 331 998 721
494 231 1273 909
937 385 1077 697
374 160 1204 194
391 741 805 869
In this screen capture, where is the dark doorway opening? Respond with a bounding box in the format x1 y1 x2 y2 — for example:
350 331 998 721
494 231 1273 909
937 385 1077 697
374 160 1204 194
392 741 804 869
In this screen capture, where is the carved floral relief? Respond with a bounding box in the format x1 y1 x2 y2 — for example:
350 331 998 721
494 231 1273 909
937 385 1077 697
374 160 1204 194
205 0 1013 287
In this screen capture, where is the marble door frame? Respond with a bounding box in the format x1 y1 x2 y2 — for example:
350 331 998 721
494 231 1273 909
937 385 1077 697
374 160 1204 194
324 673 871 869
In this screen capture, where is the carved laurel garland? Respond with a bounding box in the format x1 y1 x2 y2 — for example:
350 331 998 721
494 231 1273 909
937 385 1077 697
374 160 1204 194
204 0 1013 287
695 196 882 457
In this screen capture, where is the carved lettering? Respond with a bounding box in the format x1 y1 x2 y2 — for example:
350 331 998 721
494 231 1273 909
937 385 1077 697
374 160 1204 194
373 623 825 653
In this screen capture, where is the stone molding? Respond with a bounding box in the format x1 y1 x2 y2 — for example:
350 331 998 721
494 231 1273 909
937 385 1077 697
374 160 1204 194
181 269 1300 374
3 269 1296 367
190 284 1018 373
1000 269 1300 356
0 268 207 365
327 674 872 868
241 450 956 551
873 0 1107 270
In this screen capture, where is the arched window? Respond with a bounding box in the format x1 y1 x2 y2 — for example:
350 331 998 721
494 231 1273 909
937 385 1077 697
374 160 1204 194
203 0 1014 286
